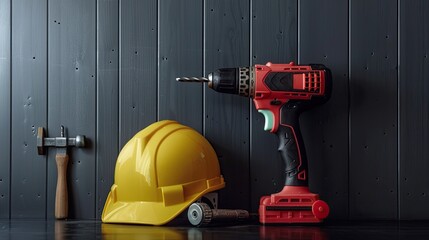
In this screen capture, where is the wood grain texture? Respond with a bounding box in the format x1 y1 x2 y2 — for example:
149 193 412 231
96 0 119 219
350 0 398 219
0 0 10 219
204 0 250 210
11 0 48 218
399 0 429 220
48 0 96 219
250 0 297 212
158 0 203 132
55 154 69 219
299 0 349 219
2 0 429 221
120 0 157 147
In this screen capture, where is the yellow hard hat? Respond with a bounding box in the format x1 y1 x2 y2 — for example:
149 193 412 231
102 120 225 225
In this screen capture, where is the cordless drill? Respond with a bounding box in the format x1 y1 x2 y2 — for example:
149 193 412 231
177 62 332 224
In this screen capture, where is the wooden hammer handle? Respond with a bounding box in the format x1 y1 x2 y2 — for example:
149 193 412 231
55 153 69 219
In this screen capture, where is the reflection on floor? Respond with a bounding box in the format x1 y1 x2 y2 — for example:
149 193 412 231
0 220 429 240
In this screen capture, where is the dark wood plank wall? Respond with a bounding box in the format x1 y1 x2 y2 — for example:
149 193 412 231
119 0 157 147
47 0 97 219
96 0 119 218
349 0 398 219
0 0 428 220
11 0 48 218
158 0 204 132
0 0 11 218
399 0 429 220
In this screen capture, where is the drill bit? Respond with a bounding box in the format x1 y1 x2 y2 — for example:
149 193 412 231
176 77 210 82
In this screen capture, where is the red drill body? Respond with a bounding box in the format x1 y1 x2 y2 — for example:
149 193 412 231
253 62 327 132
177 62 332 224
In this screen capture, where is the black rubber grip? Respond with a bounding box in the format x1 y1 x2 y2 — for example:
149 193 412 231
277 103 309 186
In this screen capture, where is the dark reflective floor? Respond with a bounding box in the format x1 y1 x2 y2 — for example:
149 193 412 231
1 220 429 240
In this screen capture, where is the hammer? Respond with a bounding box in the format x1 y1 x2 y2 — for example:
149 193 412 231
37 126 85 219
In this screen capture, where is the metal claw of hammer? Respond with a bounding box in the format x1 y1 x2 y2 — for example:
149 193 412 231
37 126 86 219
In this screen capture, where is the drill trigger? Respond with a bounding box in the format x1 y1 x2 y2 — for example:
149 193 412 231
258 109 274 132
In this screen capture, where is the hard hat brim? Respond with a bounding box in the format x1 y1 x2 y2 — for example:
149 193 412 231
102 178 225 225
101 223 185 238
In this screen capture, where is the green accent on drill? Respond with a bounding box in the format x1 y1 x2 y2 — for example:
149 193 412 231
258 110 274 131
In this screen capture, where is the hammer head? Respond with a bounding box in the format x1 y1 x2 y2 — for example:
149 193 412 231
37 127 86 155
37 127 45 155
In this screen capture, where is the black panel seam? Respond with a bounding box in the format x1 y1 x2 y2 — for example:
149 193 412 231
9 0 12 220
397 0 401 220
118 0 122 152
248 0 253 212
45 0 49 220
94 0 98 220
347 0 351 220
297 0 300 64
156 0 159 122
202 0 206 136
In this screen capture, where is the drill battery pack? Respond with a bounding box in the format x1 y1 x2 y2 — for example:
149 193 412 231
259 186 329 224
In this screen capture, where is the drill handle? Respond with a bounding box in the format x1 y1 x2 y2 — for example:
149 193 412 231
276 103 309 186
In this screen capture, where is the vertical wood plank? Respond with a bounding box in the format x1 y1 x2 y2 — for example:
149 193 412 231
120 0 157 147
96 0 119 219
399 0 429 219
299 0 349 219
250 0 297 212
0 0 11 218
11 0 47 218
204 0 250 210
48 0 96 219
158 0 203 132
350 0 398 219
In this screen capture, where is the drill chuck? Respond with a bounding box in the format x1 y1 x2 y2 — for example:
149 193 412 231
209 67 254 98
176 67 254 98
207 68 238 94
